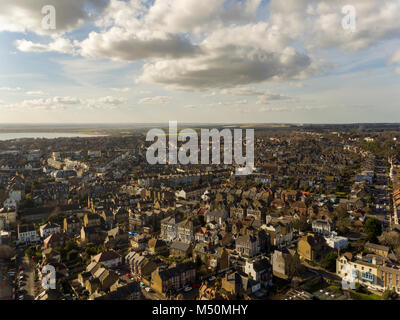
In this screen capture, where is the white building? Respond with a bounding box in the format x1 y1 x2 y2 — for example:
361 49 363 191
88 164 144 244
3 198 17 209
18 224 40 244
88 150 101 158
39 222 61 239
312 219 332 236
175 190 186 200
92 251 122 268
325 234 348 250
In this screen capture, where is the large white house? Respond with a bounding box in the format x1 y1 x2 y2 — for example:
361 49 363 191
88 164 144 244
312 219 333 236
325 234 348 249
39 222 61 238
18 224 40 244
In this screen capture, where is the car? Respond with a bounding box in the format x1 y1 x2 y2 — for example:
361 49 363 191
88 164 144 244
183 286 192 292
145 287 153 293
208 276 216 281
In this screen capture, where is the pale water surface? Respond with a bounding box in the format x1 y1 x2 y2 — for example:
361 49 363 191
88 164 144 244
0 132 106 141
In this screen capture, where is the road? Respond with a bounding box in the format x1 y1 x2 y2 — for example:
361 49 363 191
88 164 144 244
371 158 392 230
302 261 341 282
16 249 36 300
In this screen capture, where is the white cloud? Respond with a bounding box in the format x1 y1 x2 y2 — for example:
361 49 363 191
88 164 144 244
97 96 126 105
53 96 81 104
259 106 290 112
0 0 108 35
15 38 75 54
209 100 248 107
142 0 263 34
269 0 400 52
0 87 22 92
26 90 46 96
139 44 314 90
75 4 315 89
137 90 152 95
220 87 266 96
3 95 128 111
256 94 293 104
138 96 171 104
111 87 131 92
79 27 200 61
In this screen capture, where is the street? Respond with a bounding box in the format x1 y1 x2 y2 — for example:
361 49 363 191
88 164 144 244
16 248 36 300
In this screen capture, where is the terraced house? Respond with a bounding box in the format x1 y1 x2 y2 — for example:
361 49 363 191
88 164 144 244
151 262 196 294
337 251 400 294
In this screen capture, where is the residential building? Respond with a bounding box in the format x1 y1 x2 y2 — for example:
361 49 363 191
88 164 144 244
40 222 61 238
151 262 196 294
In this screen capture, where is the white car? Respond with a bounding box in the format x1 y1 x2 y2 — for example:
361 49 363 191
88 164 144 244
145 287 152 292
183 286 192 292
209 276 216 281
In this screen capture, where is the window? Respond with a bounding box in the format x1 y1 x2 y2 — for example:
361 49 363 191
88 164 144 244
361 272 374 283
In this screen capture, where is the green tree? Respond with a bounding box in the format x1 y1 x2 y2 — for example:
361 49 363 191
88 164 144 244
195 255 203 268
66 249 79 261
365 218 382 243
292 216 310 232
321 251 338 272
382 288 398 300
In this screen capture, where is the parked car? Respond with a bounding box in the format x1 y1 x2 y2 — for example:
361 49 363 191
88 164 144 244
184 286 192 292
209 276 216 281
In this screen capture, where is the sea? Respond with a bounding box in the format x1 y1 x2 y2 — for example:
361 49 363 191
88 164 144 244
0 132 106 141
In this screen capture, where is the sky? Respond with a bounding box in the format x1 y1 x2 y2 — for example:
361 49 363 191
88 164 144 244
0 0 400 124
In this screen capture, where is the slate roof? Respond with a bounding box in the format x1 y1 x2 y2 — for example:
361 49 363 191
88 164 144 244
170 241 191 252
